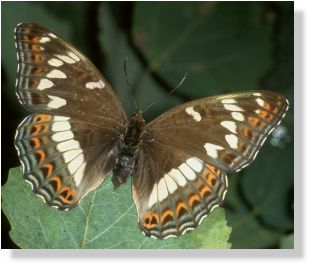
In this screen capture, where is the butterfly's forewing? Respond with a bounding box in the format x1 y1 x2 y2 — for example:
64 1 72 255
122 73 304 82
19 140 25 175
132 91 288 238
14 23 126 209
15 23 127 125
147 91 289 173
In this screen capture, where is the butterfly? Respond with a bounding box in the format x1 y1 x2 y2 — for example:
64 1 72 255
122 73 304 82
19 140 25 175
14 22 289 240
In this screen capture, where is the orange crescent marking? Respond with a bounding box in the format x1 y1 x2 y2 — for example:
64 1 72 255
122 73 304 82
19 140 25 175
40 114 52 122
35 149 46 163
31 137 41 148
31 53 42 63
143 212 159 229
176 201 187 216
50 175 62 192
32 125 42 135
238 141 247 152
43 163 53 177
201 168 211 182
263 102 272 111
31 44 41 52
199 185 211 198
32 35 40 42
249 117 261 127
161 209 174 224
258 110 270 120
207 164 220 175
188 194 200 207
60 186 77 204
242 128 252 139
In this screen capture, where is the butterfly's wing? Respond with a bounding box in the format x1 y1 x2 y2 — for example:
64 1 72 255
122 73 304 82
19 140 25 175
15 22 127 125
15 114 120 210
132 144 228 239
132 91 288 238
14 23 126 209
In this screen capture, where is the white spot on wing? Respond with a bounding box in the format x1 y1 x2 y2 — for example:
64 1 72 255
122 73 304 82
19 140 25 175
47 95 66 109
53 116 70 121
253 93 261 96
39 37 50 43
224 104 243 112
51 120 71 131
37 79 54 90
67 153 84 176
73 162 86 186
57 139 81 152
221 99 237 104
85 80 105 89
231 112 245 121
48 58 63 67
46 69 67 79
56 54 76 64
186 157 203 173
157 177 168 202
179 163 196 180
256 98 265 107
225 134 238 149
204 143 224 158
185 106 201 122
220 121 237 133
168 169 187 187
48 33 57 38
164 174 178 194
51 131 74 142
68 52 80 62
63 149 83 163
148 183 158 208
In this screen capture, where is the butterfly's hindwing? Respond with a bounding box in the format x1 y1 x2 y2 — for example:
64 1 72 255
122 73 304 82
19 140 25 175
15 114 120 210
132 140 228 239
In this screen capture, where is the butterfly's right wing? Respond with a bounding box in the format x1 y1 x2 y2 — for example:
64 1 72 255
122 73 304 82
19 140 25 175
132 91 288 239
15 114 121 210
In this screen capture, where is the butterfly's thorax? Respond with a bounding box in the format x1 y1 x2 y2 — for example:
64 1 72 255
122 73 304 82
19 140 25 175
112 112 146 188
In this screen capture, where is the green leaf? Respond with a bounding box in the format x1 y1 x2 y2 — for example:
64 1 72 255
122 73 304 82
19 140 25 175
280 233 294 249
2 167 232 249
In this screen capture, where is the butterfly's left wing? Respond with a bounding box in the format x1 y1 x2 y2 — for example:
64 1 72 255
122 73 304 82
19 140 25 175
15 114 120 210
132 91 288 239
15 22 127 126
14 23 127 210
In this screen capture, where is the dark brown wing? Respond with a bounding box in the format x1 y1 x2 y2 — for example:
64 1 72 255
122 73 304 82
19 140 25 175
132 143 227 239
14 23 127 210
15 114 121 210
15 22 127 126
146 90 288 173
132 90 288 239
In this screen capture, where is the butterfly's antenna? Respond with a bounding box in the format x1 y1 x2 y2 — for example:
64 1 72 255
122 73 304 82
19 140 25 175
142 72 189 114
169 71 188 96
123 57 139 112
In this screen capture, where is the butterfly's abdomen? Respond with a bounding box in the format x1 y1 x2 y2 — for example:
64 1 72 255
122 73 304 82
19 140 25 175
112 112 145 188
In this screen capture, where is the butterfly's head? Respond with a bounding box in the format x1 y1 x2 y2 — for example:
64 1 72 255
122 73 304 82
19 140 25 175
131 111 145 124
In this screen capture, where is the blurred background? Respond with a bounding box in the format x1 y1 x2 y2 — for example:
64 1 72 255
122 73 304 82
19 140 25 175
1 1 293 248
